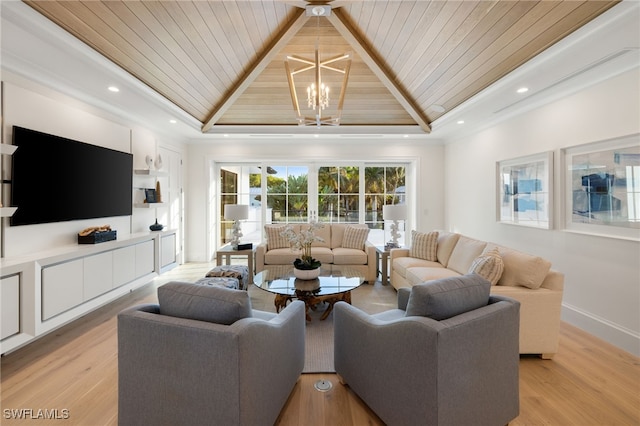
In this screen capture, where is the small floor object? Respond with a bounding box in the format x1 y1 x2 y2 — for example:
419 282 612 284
194 277 240 289
205 265 249 290
314 379 333 392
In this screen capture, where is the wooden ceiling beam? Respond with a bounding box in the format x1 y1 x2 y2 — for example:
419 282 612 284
327 8 432 133
201 8 309 133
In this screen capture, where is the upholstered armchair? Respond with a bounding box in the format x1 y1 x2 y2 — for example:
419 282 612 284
118 282 305 426
334 274 520 426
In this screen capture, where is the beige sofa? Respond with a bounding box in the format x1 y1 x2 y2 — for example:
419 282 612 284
255 223 377 283
390 230 564 358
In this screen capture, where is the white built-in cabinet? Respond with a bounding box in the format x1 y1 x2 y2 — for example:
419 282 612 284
0 230 176 355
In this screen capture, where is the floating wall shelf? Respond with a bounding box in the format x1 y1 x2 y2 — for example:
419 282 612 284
134 169 168 177
1 145 18 155
0 207 18 217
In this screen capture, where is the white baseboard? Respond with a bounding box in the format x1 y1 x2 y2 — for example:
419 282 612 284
562 303 640 357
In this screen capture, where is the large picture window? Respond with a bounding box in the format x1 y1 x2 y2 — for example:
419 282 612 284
216 162 408 248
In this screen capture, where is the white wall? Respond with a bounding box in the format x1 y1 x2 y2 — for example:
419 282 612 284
1 77 185 257
184 138 445 262
445 68 640 356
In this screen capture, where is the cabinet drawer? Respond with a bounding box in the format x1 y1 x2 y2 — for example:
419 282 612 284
135 240 155 277
161 234 176 267
1 274 20 340
113 245 136 287
42 259 83 320
84 251 113 300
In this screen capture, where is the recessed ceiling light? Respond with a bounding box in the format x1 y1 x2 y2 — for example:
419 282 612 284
403 134 409 138
517 87 529 94
108 86 119 92
169 119 177 124
457 120 465 125
314 134 320 138
223 134 229 138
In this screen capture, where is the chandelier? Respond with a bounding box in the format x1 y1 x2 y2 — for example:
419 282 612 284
285 5 351 127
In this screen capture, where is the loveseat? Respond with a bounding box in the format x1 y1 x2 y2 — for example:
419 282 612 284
255 223 377 283
390 230 564 358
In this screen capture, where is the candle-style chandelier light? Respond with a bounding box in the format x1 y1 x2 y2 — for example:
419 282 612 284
285 5 351 127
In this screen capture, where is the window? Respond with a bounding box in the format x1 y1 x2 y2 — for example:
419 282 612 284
365 166 406 245
266 166 309 223
318 166 359 222
215 162 408 248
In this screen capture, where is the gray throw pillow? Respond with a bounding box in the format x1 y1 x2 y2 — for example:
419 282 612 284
405 274 491 320
158 281 252 325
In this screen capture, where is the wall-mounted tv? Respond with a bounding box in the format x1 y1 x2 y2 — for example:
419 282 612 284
10 126 133 226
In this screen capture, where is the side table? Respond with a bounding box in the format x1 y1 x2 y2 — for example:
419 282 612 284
375 246 391 285
216 244 254 284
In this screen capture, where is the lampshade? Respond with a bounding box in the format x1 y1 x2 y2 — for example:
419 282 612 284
383 204 406 221
224 204 249 221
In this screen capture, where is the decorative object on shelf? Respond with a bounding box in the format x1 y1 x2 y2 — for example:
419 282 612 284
144 188 157 203
145 155 154 169
77 224 116 244
383 204 406 249
155 181 162 203
149 219 164 231
281 219 324 278
284 4 351 127
155 153 163 170
224 204 249 250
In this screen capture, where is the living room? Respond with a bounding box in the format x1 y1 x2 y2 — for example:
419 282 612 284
1 1 638 425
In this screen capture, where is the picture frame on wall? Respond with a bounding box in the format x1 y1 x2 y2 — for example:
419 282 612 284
562 133 640 241
496 151 553 229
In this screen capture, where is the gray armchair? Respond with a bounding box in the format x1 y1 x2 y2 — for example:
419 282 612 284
118 282 305 426
334 275 520 426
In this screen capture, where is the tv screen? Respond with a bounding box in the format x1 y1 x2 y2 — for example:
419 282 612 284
10 126 133 226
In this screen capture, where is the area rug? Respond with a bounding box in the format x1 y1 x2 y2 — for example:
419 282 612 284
249 281 397 373
303 307 336 373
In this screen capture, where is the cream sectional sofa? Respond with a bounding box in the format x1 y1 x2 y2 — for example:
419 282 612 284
390 230 564 358
255 223 377 283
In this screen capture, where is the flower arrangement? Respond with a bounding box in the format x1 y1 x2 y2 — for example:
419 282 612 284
280 221 325 270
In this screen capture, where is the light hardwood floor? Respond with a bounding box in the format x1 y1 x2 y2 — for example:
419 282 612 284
1 262 638 425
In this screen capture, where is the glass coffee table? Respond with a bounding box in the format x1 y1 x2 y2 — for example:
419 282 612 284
253 265 365 321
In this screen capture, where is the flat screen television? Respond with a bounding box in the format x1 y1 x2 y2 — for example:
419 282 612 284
10 126 133 226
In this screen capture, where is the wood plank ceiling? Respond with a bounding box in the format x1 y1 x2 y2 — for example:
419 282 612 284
24 0 619 133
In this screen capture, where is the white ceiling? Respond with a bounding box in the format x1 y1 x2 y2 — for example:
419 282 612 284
1 1 638 144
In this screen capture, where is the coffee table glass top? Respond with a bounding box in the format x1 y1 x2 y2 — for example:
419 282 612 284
254 265 364 296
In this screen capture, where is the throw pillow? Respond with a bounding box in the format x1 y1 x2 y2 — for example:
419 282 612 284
342 226 370 250
468 247 504 285
409 230 438 261
405 274 491 320
158 281 252 325
264 225 290 250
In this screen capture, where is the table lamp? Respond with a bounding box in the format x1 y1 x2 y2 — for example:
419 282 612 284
224 204 249 250
383 204 406 249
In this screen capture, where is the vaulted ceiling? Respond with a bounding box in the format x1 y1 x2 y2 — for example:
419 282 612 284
24 0 618 134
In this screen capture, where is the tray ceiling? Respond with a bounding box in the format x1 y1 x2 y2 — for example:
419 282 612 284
24 0 619 133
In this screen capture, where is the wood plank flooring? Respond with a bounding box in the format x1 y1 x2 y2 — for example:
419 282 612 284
1 262 638 425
